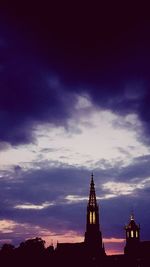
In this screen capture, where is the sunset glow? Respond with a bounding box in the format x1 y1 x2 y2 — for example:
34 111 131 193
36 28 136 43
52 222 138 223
1 2 150 258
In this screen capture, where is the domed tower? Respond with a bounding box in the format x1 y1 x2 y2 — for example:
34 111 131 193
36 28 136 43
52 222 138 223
124 212 140 256
84 173 105 257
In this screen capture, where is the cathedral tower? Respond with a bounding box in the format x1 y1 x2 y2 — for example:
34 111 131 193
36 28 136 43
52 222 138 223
124 212 140 256
84 173 105 257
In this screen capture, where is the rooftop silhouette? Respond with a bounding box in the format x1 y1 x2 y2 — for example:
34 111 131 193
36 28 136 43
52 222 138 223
0 174 150 267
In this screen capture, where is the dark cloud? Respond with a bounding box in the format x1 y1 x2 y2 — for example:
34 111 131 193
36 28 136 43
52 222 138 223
0 2 150 145
0 37 76 145
116 155 150 182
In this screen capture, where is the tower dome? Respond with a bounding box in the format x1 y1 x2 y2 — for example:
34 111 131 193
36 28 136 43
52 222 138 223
124 212 140 256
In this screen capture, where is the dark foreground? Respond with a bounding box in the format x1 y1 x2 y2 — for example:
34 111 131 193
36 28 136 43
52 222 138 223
0 237 150 267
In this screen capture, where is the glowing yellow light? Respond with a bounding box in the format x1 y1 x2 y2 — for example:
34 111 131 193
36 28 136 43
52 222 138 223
93 212 96 224
131 230 134 238
90 212 92 224
136 231 138 238
89 211 96 224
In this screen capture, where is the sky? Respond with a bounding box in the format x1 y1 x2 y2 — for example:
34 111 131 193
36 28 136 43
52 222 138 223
0 0 150 255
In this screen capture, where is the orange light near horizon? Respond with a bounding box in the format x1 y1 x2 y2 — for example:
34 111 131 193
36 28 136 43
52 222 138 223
43 231 84 247
106 249 124 255
0 218 126 256
103 237 125 243
103 237 125 255
43 234 125 255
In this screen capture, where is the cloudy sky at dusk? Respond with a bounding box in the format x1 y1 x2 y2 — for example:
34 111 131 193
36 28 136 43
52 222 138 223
1 1 150 255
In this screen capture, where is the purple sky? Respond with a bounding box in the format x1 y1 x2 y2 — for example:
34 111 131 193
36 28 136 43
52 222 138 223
0 1 150 254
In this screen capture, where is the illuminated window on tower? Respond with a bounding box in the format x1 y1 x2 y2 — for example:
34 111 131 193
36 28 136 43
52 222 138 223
136 231 138 238
90 212 92 224
93 211 96 224
131 230 134 238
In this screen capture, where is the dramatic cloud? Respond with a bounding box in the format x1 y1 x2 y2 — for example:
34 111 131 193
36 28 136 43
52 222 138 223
1 155 150 253
0 2 150 147
1 1 150 255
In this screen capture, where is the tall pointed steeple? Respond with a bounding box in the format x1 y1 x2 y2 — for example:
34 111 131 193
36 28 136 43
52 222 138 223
88 173 97 209
84 173 105 257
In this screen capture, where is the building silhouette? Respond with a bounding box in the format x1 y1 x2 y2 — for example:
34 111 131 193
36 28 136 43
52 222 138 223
55 174 107 267
124 212 150 264
55 174 150 266
124 212 140 256
84 173 105 257
1 174 150 266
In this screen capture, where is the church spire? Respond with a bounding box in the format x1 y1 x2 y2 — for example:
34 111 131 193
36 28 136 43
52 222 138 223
89 173 97 209
84 174 105 257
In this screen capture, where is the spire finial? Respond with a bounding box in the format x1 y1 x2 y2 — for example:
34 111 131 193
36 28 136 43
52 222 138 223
130 210 134 221
91 172 94 186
